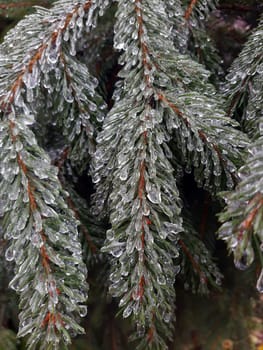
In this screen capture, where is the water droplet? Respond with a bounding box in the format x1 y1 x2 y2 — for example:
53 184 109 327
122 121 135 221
234 245 254 270
164 313 171 323
157 274 166 285
5 245 15 261
147 185 161 204
47 45 60 65
110 246 123 258
120 165 129 181
79 305 87 317
123 303 133 318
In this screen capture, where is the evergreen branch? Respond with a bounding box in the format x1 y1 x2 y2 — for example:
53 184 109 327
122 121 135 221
93 0 244 347
218 135 263 290
0 1 112 348
157 91 238 186
182 0 218 22
178 0 222 78
0 0 261 348
0 0 93 108
0 110 88 349
218 16 263 293
95 0 184 348
57 50 106 172
179 239 206 281
224 14 263 125
0 0 111 122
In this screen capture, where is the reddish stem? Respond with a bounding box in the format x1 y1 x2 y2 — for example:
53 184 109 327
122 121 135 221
184 0 199 21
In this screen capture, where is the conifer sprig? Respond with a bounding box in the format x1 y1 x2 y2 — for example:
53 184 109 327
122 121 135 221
224 14 263 122
0 0 109 348
182 0 222 77
93 0 247 347
218 14 263 294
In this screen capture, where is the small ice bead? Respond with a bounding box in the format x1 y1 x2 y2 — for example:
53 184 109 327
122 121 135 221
5 246 15 261
78 305 87 317
234 245 254 270
147 185 161 204
123 303 133 318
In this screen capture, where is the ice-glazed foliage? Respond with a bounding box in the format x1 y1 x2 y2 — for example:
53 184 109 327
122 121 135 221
92 0 247 348
0 0 108 170
0 0 262 349
178 0 223 78
218 13 263 297
224 13 263 128
0 115 88 349
0 0 110 349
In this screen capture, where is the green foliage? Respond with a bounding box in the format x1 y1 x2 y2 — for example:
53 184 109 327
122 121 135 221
0 0 262 349
218 13 263 293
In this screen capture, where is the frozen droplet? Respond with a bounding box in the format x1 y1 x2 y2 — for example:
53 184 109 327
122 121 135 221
63 86 74 103
123 303 132 318
9 276 20 291
159 229 168 239
92 173 101 184
256 269 263 293
5 246 15 261
157 274 166 285
120 165 129 181
234 245 254 270
162 222 182 237
142 201 150 216
115 42 125 50
106 229 115 241
42 191 55 205
79 305 87 317
110 246 123 258
164 313 171 323
147 185 161 204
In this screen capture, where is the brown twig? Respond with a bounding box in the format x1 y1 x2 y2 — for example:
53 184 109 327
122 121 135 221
179 239 207 283
184 0 199 21
8 120 64 331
